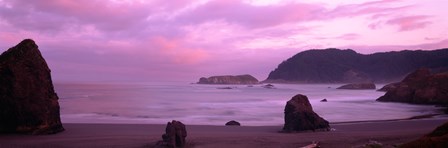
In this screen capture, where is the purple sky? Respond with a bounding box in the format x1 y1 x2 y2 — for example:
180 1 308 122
0 0 447 82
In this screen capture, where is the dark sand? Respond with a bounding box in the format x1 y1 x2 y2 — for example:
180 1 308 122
1 118 447 148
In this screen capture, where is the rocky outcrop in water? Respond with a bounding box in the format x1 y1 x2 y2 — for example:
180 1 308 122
225 120 241 126
283 94 330 132
197 74 258 84
401 121 448 147
156 120 187 148
262 84 275 89
336 83 376 90
0 39 64 135
377 68 448 105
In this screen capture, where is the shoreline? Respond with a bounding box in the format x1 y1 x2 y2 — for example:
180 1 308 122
59 112 448 127
1 118 447 148
331 113 448 125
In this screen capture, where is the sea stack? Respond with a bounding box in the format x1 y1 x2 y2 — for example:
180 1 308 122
377 68 448 105
0 39 64 134
283 94 330 132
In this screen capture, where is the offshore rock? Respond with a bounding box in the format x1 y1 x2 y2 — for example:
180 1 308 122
336 83 376 90
197 74 258 84
0 39 64 135
377 68 448 105
283 94 330 132
225 120 241 126
262 84 275 89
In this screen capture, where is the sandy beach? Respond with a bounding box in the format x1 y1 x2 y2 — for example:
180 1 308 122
0 118 446 148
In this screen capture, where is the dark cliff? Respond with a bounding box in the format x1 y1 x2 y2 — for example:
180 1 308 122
377 68 448 105
265 48 448 83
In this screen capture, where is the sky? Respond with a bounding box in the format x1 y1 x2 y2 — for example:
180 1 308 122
0 0 447 82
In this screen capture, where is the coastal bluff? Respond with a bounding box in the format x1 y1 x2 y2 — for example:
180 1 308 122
0 39 64 134
197 74 259 84
265 48 448 83
377 68 448 105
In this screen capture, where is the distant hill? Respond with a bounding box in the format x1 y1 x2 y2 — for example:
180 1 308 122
265 48 448 83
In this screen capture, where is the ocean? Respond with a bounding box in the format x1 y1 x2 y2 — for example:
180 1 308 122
55 82 442 126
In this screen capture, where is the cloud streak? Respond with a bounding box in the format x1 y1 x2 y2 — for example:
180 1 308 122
386 15 431 31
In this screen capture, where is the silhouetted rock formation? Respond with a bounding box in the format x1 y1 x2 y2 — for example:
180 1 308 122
265 48 448 83
377 68 448 105
336 83 376 90
283 94 330 132
401 121 448 148
0 39 64 135
320 99 327 102
156 120 187 148
377 82 400 92
262 84 275 89
225 120 241 126
216 86 234 89
197 74 258 84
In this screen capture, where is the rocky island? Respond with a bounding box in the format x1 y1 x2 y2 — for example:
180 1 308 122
0 39 64 134
197 74 259 84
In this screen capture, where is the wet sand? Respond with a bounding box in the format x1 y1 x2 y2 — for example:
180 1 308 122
0 118 446 148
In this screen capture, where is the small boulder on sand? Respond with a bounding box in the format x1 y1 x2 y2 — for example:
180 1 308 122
155 120 187 148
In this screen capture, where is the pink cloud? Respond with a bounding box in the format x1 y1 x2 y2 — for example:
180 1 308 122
0 0 198 35
0 0 446 82
425 37 440 41
368 22 382 30
0 0 150 32
150 37 209 65
175 0 413 30
314 33 360 41
386 15 431 31
36 37 211 82
325 0 411 19
177 0 326 28
335 33 361 40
